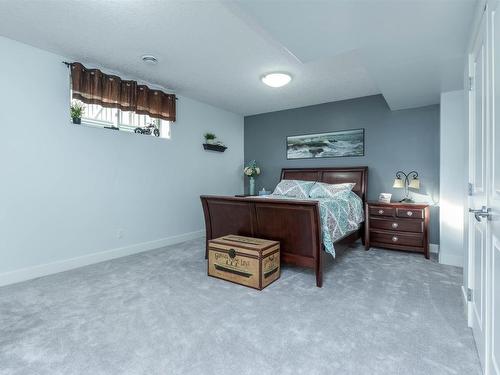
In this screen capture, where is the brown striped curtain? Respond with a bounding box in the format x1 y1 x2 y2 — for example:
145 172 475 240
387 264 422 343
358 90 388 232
70 62 176 122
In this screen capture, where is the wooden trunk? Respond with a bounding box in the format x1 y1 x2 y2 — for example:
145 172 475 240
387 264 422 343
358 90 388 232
208 235 280 290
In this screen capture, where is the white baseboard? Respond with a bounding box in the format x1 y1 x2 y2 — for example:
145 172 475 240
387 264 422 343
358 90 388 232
462 285 473 327
461 285 471 322
433 243 464 267
430 243 439 254
0 230 205 287
461 285 468 306
439 252 464 267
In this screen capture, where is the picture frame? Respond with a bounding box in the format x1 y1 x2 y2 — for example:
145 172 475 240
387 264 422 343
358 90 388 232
378 193 392 204
286 128 365 159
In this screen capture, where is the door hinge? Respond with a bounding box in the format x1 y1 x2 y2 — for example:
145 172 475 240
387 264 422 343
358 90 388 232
468 182 473 196
467 288 473 302
469 76 474 91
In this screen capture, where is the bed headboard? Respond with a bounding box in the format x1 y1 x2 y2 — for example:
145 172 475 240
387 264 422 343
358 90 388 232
280 166 368 202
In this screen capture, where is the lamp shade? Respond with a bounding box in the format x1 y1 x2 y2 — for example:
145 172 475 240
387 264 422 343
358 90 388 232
393 178 405 189
409 178 420 190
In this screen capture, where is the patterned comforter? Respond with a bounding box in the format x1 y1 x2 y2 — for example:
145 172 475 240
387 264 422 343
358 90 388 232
259 190 364 257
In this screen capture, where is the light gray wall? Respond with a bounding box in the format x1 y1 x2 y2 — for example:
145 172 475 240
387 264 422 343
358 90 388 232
0 36 244 284
244 94 440 244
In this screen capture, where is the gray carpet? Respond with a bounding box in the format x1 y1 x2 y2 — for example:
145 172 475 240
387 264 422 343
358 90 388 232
0 238 481 375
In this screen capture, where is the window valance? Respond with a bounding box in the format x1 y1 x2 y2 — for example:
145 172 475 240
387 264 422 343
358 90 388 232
70 62 176 122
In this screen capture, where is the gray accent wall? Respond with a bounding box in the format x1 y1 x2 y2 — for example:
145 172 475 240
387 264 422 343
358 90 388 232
244 95 440 244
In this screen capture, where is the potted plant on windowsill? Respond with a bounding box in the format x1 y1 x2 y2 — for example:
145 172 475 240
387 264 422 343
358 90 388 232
70 101 85 124
204 132 216 144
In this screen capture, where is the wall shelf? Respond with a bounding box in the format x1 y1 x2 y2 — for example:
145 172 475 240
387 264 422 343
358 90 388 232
203 143 227 152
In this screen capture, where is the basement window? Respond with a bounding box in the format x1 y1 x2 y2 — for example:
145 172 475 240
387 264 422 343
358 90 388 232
68 62 176 138
74 100 171 139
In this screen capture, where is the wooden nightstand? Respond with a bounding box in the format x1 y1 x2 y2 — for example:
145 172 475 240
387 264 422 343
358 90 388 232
365 201 430 259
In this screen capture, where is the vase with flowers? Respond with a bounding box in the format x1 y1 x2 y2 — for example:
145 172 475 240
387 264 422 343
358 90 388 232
243 160 261 195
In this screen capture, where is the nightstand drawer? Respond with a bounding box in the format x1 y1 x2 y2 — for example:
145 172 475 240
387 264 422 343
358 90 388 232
370 218 423 233
369 206 395 217
396 208 424 219
370 231 423 247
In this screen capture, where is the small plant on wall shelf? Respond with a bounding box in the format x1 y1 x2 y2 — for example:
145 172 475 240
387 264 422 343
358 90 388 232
204 132 216 144
70 101 85 124
203 132 227 152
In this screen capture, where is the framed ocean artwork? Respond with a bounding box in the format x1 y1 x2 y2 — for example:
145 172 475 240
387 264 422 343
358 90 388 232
286 128 365 159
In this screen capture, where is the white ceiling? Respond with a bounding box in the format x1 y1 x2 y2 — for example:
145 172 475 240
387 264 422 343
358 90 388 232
0 0 477 115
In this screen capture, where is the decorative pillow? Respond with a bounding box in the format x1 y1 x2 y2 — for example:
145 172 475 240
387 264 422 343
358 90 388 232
309 182 356 198
272 179 315 198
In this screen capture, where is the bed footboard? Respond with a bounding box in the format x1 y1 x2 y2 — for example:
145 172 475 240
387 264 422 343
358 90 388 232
200 196 323 287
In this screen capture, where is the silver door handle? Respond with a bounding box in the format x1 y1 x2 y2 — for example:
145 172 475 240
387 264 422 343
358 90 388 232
469 206 492 222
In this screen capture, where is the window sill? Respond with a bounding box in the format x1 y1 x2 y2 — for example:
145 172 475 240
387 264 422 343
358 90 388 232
70 121 171 140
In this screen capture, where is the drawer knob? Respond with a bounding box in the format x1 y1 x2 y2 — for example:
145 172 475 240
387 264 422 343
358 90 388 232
392 236 398 242
378 209 384 214
392 222 399 229
407 211 413 216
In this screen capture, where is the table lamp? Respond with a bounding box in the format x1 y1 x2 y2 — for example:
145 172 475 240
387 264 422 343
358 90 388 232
393 170 420 203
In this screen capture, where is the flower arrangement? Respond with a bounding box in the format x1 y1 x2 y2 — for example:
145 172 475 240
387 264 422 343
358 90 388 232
244 160 261 178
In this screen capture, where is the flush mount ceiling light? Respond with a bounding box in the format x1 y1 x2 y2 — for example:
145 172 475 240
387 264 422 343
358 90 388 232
261 72 292 88
141 55 158 64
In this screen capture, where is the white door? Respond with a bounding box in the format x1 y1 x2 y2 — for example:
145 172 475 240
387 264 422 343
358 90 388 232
469 11 489 371
469 2 500 374
489 2 500 373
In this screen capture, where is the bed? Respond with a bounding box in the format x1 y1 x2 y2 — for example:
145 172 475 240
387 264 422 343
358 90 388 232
200 166 368 287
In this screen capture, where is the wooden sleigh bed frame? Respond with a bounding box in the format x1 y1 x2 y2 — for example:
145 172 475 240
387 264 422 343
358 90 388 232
200 167 368 287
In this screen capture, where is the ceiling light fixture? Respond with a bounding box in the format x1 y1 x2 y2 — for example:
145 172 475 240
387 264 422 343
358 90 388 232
261 72 292 88
142 55 158 64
